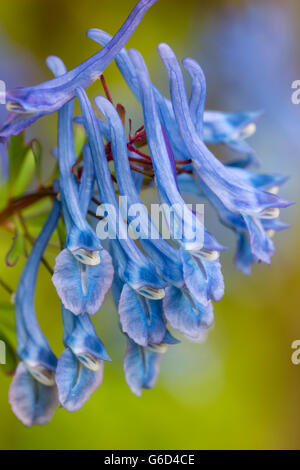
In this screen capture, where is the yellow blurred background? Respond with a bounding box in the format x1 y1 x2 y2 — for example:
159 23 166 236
0 0 299 450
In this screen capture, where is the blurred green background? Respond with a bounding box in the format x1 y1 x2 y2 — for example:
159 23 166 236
0 0 300 450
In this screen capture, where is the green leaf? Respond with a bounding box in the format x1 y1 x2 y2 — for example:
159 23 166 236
0 304 17 375
30 139 43 184
8 134 28 187
13 147 36 198
74 124 86 157
0 304 15 329
0 181 9 212
5 219 27 267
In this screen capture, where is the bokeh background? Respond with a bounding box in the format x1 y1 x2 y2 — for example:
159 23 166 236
0 0 300 450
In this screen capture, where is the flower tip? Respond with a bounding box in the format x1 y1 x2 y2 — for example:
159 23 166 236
157 43 175 61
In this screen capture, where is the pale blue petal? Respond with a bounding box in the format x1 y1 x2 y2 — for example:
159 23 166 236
124 339 162 396
55 349 103 412
61 306 111 364
163 286 214 340
9 363 58 426
119 284 166 347
52 248 113 316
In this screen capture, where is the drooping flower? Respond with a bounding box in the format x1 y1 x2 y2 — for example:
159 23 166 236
155 46 291 270
9 198 61 426
88 29 260 167
95 96 220 342
0 0 159 139
0 0 291 426
76 87 166 301
48 55 113 313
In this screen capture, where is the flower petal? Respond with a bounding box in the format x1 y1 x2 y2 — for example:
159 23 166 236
55 349 104 412
163 286 214 340
124 339 162 396
52 248 113 316
9 363 58 426
242 214 274 264
119 284 166 347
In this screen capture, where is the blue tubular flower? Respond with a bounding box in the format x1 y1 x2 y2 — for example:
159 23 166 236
163 286 214 341
94 96 183 287
182 57 260 168
128 48 207 253
55 306 111 412
157 43 291 217
111 264 178 395
87 29 260 164
124 331 181 396
9 363 58 427
124 338 162 396
57 96 102 265
76 87 166 300
54 144 112 410
48 55 113 314
9 198 61 426
109 242 165 348
46 54 102 266
176 52 290 269
96 97 220 338
128 48 225 308
182 57 206 140
0 0 159 139
118 284 166 347
52 142 113 316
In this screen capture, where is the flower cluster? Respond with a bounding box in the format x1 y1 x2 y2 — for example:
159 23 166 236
0 0 291 426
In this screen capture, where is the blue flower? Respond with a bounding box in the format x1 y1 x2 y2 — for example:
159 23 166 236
88 29 259 166
0 0 159 139
76 87 166 300
157 43 291 216
94 97 221 343
124 339 163 397
2 0 292 426
9 198 61 426
163 286 214 341
112 267 179 395
94 96 183 288
55 306 111 412
48 55 113 314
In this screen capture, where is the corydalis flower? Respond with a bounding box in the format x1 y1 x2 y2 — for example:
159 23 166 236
95 98 220 343
157 43 291 217
1 0 291 427
9 199 61 426
56 306 111 412
88 29 259 167
48 55 113 314
0 0 159 139
76 87 166 301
